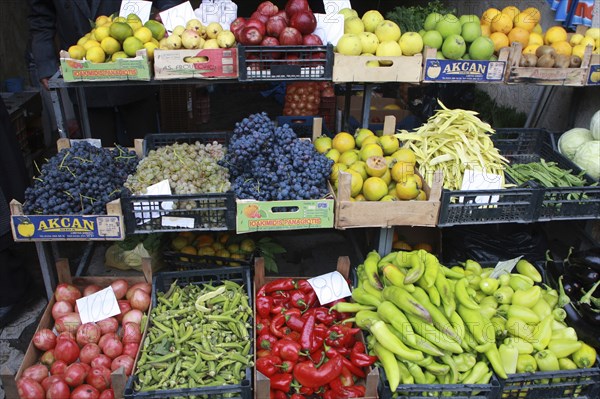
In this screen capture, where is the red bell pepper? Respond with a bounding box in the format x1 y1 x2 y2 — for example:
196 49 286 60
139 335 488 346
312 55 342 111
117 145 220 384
297 386 314 396
293 354 344 388
270 304 285 315
296 279 313 293
310 324 328 352
325 324 358 348
257 355 283 377
328 378 366 398
257 349 272 359
339 366 355 386
290 394 305 399
300 314 316 351
270 373 293 393
305 307 335 326
273 339 302 362
276 359 296 374
287 331 301 342
305 290 318 308
286 314 305 333
290 290 308 309
263 278 296 294
284 308 302 317
257 295 273 318
271 390 288 399
256 318 270 336
258 333 279 351
270 314 291 338
350 346 377 368
326 347 366 378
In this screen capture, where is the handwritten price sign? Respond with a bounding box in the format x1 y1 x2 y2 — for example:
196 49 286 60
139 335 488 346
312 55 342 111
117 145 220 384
76 287 121 324
119 0 152 23
308 271 351 305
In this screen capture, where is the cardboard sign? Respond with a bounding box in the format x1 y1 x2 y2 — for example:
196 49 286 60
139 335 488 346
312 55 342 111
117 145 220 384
134 180 173 224
119 0 152 23
316 13 343 46
76 287 121 324
323 0 352 15
308 271 352 305
460 169 503 204
159 2 196 32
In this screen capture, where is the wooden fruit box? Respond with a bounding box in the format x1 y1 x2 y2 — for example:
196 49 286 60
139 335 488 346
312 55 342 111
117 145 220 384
506 41 593 86
333 53 423 83
253 256 379 399
422 46 510 83
0 258 152 399
334 116 443 229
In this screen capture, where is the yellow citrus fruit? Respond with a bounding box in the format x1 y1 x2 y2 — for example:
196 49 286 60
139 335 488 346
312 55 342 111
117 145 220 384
363 177 388 201
143 42 158 59
586 28 600 40
572 44 587 59
338 150 359 166
354 128 375 148
68 45 86 60
95 15 112 26
110 22 134 42
551 40 572 56
95 26 110 41
77 36 89 46
111 51 128 61
508 27 530 47
123 36 144 57
390 148 416 166
346 170 363 197
481 8 502 26
581 36 596 50
513 12 536 32
501 6 520 21
395 175 420 200
545 26 568 45
85 46 106 63
570 33 584 46
83 39 100 50
134 27 153 44
491 13 513 34
314 136 333 154
528 32 544 46
390 161 414 183
480 24 491 37
332 132 356 153
533 24 542 34
522 7 541 24
101 36 121 55
490 32 510 52
522 44 539 55
359 143 384 162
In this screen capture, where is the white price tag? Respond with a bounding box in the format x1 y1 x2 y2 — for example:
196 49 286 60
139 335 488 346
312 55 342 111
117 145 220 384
162 216 195 228
490 256 523 279
308 271 352 305
119 0 152 24
459 168 503 204
134 180 173 224
316 13 343 45
160 2 197 33
76 287 121 324
70 139 102 148
323 0 352 15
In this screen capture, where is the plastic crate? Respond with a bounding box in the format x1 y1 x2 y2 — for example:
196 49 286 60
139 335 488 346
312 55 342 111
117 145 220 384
276 115 332 137
121 132 236 234
159 85 210 132
377 368 501 399
162 250 253 270
238 44 334 81
124 267 253 399
499 365 600 399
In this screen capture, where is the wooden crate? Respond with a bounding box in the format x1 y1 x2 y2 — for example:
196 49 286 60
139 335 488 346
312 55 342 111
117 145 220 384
422 46 510 83
253 256 379 399
333 53 422 83
0 258 152 399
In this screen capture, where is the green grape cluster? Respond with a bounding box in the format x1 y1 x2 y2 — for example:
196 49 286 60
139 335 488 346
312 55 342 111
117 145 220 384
125 141 230 210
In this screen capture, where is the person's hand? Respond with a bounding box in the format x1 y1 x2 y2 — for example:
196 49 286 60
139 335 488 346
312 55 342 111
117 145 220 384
40 78 50 91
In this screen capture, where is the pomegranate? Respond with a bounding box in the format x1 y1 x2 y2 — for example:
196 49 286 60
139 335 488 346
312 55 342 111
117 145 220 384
52 301 74 320
279 27 303 45
130 290 150 312
240 27 263 45
77 323 102 347
80 343 102 364
126 283 151 300
57 331 76 341
97 317 118 335
122 309 143 325
41 349 56 367
251 11 269 25
54 283 81 305
285 0 310 18
54 337 80 364
99 389 115 399
64 363 87 388
102 337 123 359
22 364 49 383
122 342 139 358
41 375 66 391
266 16 287 38
50 360 68 375
55 312 81 334
70 384 100 399
46 379 70 399
115 300 131 323
83 284 102 297
110 279 128 300
111 354 135 376
16 377 45 399
245 19 266 37
121 322 141 344
33 328 57 351
91 354 112 369
290 10 316 35
302 33 323 45
85 366 111 392
98 333 118 350
257 1 279 17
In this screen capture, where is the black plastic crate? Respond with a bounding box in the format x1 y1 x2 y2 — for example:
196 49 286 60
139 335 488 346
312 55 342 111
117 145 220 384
277 115 333 138
377 367 501 399
122 132 236 234
124 266 253 398
238 44 334 81
499 365 600 399
162 250 253 270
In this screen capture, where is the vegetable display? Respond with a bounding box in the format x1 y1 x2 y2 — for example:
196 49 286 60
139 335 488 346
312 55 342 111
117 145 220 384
347 250 597 393
132 279 253 392
395 101 509 191
256 277 376 398
506 159 590 188
556 111 600 180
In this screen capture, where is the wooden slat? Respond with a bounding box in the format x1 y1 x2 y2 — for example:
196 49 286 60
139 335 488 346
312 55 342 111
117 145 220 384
333 53 423 83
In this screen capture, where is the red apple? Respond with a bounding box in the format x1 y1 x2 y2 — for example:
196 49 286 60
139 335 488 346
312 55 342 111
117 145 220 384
257 1 279 17
285 0 310 18
279 27 303 45
290 10 317 35
266 15 287 38
240 27 263 45
245 19 266 37
302 33 323 45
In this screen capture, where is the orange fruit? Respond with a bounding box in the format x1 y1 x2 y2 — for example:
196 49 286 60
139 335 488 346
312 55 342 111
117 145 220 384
481 24 491 37
501 6 520 21
528 32 544 46
491 13 513 34
545 26 567 45
513 12 536 32
508 27 530 47
522 7 541 24
332 132 355 153
490 32 510 53
551 40 572 56
481 8 502 26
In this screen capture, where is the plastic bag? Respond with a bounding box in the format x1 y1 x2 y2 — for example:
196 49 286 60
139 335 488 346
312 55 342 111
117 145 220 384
104 234 164 273
194 0 238 30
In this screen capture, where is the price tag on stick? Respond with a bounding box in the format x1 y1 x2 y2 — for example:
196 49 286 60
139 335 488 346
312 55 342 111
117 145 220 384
76 287 121 324
308 271 352 305
119 0 152 24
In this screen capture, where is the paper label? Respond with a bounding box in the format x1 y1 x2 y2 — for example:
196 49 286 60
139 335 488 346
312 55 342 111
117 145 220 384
162 216 195 228
159 2 197 32
316 13 343 46
119 0 152 23
134 180 173 225
70 139 102 148
76 287 121 324
459 169 502 204
308 271 352 305
490 256 522 279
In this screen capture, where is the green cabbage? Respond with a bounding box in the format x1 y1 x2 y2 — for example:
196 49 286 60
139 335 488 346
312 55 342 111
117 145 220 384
558 128 593 160
573 140 600 180
591 110 600 140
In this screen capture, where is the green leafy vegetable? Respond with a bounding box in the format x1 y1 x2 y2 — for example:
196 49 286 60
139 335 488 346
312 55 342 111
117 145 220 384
385 1 455 34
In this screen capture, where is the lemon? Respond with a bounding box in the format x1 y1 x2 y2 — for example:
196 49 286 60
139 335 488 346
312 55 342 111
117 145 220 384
580 36 596 50
586 27 600 40
570 33 584 46
82 39 100 50
95 15 112 27
123 36 144 56
113 16 126 23
143 42 158 60
95 25 110 41
127 14 143 31
77 36 89 46
110 22 134 42
68 45 86 60
572 44 587 59
134 27 153 44
144 20 167 41
111 51 128 61
101 36 121 55
86 46 106 63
